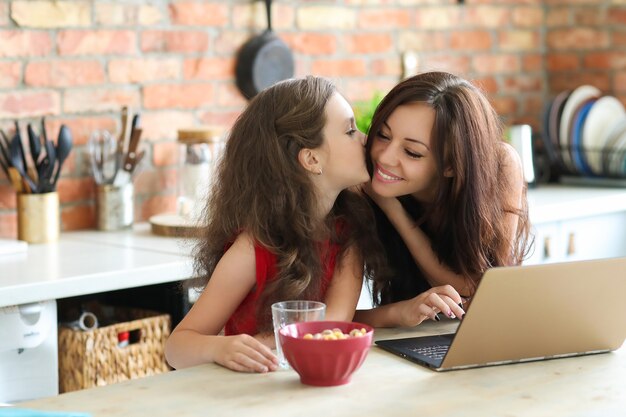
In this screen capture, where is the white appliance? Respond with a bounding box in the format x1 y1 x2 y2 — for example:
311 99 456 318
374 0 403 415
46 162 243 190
0 300 58 403
508 124 536 184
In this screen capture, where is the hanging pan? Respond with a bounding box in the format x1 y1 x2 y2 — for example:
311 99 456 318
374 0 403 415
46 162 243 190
235 0 295 99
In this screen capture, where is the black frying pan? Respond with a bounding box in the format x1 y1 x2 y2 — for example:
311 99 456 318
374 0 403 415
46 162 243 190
235 0 294 99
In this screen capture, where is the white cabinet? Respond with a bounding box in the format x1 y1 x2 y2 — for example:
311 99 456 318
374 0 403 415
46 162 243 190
525 185 626 265
524 211 626 265
525 222 559 265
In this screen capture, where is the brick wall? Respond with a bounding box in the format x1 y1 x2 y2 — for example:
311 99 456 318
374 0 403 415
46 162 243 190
0 0 623 238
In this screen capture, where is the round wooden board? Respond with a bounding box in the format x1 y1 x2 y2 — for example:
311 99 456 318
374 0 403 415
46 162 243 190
149 213 202 238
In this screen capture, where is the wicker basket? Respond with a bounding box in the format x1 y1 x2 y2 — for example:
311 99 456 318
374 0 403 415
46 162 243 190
58 305 171 393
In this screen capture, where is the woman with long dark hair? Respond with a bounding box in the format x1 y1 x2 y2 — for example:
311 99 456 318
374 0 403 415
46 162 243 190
356 71 530 327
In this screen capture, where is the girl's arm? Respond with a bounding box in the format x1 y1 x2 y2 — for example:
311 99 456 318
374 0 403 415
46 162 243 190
323 245 363 321
354 285 464 328
164 232 278 373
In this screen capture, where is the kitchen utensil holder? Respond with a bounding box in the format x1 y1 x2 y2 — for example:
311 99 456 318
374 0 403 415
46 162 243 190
96 183 134 231
17 191 60 243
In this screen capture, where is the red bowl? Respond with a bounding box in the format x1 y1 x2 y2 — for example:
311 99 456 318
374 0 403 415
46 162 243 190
278 321 374 386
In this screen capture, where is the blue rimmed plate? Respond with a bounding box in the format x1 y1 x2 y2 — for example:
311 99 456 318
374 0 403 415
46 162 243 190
581 96 626 175
559 85 601 173
570 100 596 176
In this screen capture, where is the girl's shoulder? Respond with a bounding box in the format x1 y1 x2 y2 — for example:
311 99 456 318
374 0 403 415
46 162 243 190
231 231 273 260
225 230 255 253
227 231 277 284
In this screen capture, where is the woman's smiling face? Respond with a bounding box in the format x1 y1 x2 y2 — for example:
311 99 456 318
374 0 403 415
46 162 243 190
369 102 440 203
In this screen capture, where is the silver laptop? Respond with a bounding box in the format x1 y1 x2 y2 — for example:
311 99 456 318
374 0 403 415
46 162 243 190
376 257 626 371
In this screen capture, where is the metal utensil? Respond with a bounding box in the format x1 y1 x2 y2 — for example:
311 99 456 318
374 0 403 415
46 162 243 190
88 130 117 185
117 106 129 158
112 110 142 186
131 150 146 181
130 113 140 134
88 132 104 185
51 125 73 189
114 127 142 186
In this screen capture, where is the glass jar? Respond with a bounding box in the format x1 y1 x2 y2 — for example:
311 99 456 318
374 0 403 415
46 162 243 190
177 127 225 222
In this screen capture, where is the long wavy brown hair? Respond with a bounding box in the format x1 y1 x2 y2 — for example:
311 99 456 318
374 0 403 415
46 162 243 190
366 71 531 298
190 76 386 330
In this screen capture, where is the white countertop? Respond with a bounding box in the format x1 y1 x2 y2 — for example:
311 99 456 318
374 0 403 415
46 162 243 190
62 223 195 256
528 184 626 224
18 321 626 417
0 226 194 308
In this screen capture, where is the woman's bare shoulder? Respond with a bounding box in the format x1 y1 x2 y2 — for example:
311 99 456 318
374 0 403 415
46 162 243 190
497 141 525 209
498 141 523 184
498 141 522 168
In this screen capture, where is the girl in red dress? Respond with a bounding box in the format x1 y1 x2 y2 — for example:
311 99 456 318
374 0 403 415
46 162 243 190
165 76 389 373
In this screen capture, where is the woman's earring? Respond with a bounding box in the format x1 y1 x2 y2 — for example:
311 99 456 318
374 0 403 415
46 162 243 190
317 168 323 175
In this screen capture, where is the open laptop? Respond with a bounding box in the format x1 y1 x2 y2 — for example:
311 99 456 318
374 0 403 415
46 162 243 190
376 257 626 371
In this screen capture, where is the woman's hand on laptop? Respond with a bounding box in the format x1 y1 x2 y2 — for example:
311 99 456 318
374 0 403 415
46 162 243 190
393 285 465 327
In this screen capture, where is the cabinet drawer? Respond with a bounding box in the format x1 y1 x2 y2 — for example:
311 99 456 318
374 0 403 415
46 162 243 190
525 211 626 265
561 212 626 262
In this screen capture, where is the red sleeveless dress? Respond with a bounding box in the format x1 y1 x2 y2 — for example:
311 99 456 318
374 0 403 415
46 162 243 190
224 242 340 335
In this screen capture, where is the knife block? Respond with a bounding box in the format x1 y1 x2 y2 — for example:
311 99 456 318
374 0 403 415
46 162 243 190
17 192 60 243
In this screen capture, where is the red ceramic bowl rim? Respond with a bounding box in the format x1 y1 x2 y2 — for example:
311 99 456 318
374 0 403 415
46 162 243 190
279 320 374 341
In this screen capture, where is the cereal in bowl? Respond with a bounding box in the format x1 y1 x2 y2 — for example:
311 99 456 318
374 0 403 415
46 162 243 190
302 327 367 340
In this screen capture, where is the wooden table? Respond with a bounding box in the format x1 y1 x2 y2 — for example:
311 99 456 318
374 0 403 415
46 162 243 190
18 321 626 416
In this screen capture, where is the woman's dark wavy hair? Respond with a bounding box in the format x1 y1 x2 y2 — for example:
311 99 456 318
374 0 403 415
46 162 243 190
189 76 386 331
366 71 531 298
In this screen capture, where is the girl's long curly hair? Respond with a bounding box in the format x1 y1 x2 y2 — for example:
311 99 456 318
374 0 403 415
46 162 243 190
366 72 531 300
189 76 386 330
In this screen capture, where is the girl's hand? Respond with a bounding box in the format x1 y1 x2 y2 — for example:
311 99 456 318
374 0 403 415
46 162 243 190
394 285 465 327
213 334 279 373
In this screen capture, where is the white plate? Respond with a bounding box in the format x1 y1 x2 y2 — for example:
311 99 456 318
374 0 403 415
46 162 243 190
548 91 570 162
581 96 625 175
559 85 601 173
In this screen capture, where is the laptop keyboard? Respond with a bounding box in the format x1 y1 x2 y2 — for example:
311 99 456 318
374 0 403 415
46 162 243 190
409 344 449 360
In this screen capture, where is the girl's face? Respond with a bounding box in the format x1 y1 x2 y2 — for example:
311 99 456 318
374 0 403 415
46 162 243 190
370 102 440 203
320 93 369 190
